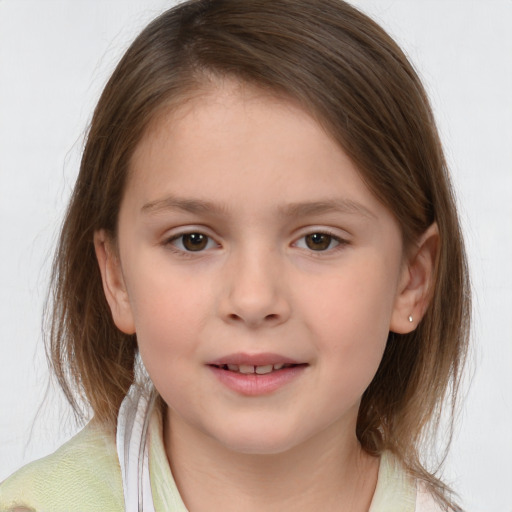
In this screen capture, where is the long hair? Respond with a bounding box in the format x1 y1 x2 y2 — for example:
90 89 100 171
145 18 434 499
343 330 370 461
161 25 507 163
46 1 470 509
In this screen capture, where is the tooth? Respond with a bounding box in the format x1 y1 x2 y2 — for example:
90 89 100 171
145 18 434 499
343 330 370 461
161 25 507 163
227 364 239 372
255 365 273 374
239 365 255 374
273 363 284 370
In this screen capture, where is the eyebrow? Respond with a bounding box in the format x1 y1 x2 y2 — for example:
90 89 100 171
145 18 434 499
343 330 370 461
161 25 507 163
278 199 376 220
141 196 229 215
141 195 376 220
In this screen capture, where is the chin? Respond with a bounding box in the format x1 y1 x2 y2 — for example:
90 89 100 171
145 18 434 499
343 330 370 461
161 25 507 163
211 423 305 456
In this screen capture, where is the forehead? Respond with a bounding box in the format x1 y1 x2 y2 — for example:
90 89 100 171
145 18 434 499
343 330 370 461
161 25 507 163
130 78 331 171
125 78 387 221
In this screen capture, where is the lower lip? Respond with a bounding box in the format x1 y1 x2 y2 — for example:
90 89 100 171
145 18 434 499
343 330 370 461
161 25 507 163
208 365 307 396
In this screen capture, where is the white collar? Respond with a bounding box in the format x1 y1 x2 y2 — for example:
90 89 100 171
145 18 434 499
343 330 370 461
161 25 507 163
116 385 157 512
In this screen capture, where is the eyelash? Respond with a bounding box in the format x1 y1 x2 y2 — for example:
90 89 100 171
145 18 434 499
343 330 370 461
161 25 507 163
164 230 348 255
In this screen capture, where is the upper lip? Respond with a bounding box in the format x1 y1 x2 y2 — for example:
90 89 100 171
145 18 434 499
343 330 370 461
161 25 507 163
207 352 303 367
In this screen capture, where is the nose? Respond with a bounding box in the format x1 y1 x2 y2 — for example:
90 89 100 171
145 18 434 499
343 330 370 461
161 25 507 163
218 248 291 328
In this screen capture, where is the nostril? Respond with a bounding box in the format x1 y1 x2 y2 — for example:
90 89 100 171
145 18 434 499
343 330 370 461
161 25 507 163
226 312 279 324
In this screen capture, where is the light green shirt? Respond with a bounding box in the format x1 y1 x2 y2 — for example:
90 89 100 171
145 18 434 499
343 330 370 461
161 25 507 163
0 411 419 512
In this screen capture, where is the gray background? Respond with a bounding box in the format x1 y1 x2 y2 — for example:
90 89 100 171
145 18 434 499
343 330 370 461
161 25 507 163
1 1 511 510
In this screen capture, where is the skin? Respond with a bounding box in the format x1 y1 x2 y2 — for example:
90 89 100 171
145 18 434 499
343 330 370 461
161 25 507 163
95 79 437 511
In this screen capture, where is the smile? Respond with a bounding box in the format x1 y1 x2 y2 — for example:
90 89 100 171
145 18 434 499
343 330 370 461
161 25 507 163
210 363 298 375
207 355 308 396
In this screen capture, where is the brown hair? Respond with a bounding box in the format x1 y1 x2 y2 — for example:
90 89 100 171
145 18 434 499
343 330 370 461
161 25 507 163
46 1 470 509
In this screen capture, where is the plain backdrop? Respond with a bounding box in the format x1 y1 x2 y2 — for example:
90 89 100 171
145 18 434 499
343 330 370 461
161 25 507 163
1 1 511 510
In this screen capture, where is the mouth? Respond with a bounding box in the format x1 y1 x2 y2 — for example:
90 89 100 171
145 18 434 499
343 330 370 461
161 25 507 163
206 353 308 395
209 362 306 375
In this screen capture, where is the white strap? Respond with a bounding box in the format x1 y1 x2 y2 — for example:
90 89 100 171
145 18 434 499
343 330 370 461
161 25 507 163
116 385 157 512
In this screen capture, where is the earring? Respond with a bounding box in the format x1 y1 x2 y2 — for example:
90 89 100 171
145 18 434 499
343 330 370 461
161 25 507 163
408 315 413 323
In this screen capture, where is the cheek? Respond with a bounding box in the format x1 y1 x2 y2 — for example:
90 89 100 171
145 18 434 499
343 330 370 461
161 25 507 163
125 265 209 368
302 257 397 382
133 287 204 408
307 257 397 334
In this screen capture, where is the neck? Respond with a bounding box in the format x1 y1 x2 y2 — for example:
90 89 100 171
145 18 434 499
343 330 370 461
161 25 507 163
164 409 379 512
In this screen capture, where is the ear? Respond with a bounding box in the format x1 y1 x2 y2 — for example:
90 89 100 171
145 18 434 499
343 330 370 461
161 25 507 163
390 223 439 334
94 230 136 335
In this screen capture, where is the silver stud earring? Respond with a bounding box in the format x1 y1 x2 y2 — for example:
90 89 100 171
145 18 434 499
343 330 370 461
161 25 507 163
408 315 413 323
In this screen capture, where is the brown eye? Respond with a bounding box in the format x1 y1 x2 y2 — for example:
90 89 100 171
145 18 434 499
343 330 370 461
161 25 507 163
181 233 209 251
168 232 218 253
304 233 334 251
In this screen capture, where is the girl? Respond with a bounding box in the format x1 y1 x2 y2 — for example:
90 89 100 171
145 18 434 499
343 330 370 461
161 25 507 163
0 0 470 511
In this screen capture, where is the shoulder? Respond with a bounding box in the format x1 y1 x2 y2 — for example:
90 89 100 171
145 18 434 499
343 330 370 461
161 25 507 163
370 452 449 512
0 421 124 512
415 482 447 512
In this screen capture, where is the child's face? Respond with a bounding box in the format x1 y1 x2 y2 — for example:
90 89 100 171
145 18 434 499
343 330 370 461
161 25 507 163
102 81 410 455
